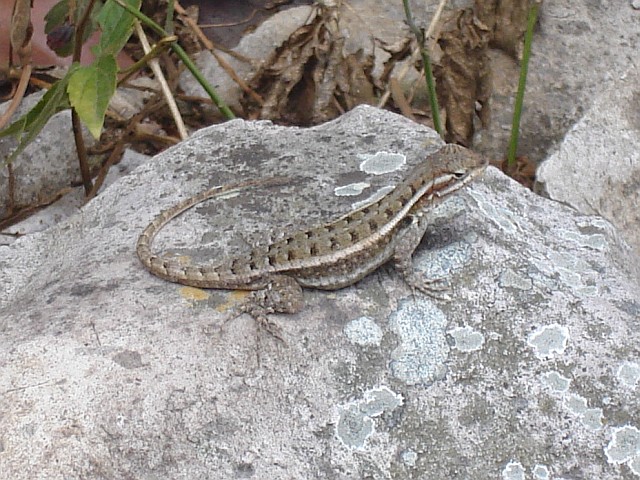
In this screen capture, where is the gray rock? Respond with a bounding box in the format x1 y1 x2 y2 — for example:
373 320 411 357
536 67 640 256
0 91 85 218
1 148 150 240
1 106 639 479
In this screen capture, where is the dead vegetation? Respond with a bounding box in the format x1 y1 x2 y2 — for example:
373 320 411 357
1 0 538 228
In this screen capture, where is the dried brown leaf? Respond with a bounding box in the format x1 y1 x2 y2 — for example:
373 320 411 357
475 0 538 59
241 4 375 125
11 0 33 66
434 8 491 146
501 154 536 188
341 49 375 109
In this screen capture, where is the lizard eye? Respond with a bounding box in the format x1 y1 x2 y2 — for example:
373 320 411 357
453 170 466 178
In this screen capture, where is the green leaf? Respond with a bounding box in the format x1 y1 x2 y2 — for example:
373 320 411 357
95 0 141 57
45 0 104 58
0 66 78 166
44 0 71 33
67 55 117 139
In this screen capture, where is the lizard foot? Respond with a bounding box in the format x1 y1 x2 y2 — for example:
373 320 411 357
241 275 305 341
402 272 452 301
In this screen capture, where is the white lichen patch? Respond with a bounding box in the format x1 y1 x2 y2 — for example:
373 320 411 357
400 449 418 467
502 460 526 480
617 361 640 389
388 300 449 385
576 285 599 297
334 386 403 450
468 189 520 234
555 267 583 289
581 408 603 431
335 406 374 451
360 386 403 418
527 324 570 359
604 425 640 474
498 269 533 291
558 228 607 250
532 464 550 479
344 316 383 347
548 251 592 274
547 251 595 289
334 182 370 196
562 393 603 431
358 151 406 174
414 237 473 280
533 248 601 294
448 326 485 352
563 393 588 414
541 371 571 394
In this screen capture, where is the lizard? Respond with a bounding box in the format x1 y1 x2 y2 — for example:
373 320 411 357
136 144 488 335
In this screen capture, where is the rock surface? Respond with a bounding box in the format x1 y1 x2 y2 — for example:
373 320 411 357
1 106 639 479
536 67 640 256
0 92 82 219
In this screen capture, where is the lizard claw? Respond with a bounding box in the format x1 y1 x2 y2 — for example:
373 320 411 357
240 302 286 342
404 273 452 301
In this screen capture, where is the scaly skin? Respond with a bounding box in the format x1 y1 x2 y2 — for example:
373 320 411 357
136 144 487 334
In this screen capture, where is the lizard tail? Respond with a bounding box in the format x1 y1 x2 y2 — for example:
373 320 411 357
136 176 289 285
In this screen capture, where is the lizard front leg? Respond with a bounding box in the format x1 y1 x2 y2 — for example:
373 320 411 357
392 214 450 298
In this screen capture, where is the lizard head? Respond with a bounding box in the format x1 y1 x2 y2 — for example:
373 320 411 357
410 143 488 201
435 143 488 178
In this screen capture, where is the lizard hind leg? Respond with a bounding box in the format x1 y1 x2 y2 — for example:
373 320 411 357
241 275 305 340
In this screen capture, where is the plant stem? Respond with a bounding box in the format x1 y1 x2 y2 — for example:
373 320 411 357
72 0 100 194
507 1 540 166
112 0 235 120
72 0 99 63
402 0 443 137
